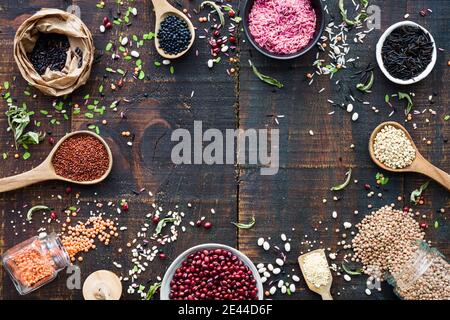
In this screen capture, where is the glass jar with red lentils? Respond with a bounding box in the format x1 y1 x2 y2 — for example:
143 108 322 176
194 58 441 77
1 232 71 295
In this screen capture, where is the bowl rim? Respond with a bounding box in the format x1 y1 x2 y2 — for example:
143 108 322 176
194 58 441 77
243 0 325 60
160 243 264 300
375 20 437 85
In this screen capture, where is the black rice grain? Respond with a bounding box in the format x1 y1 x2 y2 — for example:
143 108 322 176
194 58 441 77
28 33 70 75
157 15 191 55
381 26 434 80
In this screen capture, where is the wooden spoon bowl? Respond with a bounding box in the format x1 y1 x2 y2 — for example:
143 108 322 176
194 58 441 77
298 249 333 300
0 131 113 193
152 0 195 59
369 121 450 190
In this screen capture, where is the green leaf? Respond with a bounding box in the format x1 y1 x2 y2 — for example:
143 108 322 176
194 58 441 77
342 262 363 276
410 181 430 205
85 112 94 119
444 115 450 121
145 282 161 300
249 61 283 88
434 221 439 229
155 218 176 235
105 42 113 51
27 205 50 221
154 61 161 67
398 91 414 115
231 216 255 229
384 94 390 103
138 70 145 80
22 152 31 160
98 84 104 93
3 81 10 90
170 66 175 75
200 1 225 26
331 169 352 191
356 71 374 93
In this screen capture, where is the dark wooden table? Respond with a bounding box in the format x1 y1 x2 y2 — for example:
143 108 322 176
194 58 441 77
0 0 448 300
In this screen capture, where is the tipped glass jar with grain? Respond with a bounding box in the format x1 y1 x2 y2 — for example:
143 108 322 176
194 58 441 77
1 233 71 295
388 241 450 300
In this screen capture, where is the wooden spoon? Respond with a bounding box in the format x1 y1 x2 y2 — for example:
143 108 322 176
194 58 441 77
369 121 450 191
298 249 333 300
0 131 113 193
151 0 195 59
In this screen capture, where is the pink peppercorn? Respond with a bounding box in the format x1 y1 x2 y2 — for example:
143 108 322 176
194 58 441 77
50 211 58 220
203 222 212 229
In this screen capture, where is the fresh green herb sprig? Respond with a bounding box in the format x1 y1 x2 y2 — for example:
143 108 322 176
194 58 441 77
27 205 50 221
200 1 225 26
410 181 430 205
145 282 161 300
339 0 368 26
249 61 283 89
356 71 374 93
155 218 177 235
231 216 256 229
375 172 389 186
5 104 45 150
331 168 352 191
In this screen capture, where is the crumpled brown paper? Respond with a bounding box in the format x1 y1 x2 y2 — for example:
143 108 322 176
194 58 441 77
14 9 94 96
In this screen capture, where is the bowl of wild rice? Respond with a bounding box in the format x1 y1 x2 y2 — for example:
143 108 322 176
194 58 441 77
243 0 325 60
376 21 437 85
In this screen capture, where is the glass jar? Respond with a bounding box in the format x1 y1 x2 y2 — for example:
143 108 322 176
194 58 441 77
1 232 71 295
388 241 450 300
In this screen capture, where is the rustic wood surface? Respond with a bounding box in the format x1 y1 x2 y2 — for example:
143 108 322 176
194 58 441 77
0 0 448 300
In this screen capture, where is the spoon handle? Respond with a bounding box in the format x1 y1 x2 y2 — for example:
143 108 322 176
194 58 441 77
320 291 333 300
0 164 53 193
151 0 173 14
419 162 450 191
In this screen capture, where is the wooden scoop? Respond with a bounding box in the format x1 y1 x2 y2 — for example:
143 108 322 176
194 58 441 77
369 121 450 191
298 249 333 300
0 131 113 193
151 0 195 59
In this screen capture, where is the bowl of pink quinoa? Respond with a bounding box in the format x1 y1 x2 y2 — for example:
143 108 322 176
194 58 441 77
244 0 324 59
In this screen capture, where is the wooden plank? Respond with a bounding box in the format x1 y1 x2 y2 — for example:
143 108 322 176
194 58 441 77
237 0 449 300
0 0 238 299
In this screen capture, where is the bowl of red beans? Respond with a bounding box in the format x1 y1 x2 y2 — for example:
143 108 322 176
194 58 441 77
160 243 263 300
243 0 325 60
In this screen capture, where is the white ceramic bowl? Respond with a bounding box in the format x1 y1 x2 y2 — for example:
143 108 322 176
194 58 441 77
376 21 437 85
160 243 264 300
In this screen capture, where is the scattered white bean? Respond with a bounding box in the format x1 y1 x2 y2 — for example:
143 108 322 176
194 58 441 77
257 238 264 246
276 258 284 266
284 242 291 252
272 268 281 275
289 284 296 293
121 37 128 46
344 274 352 282
263 241 270 251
